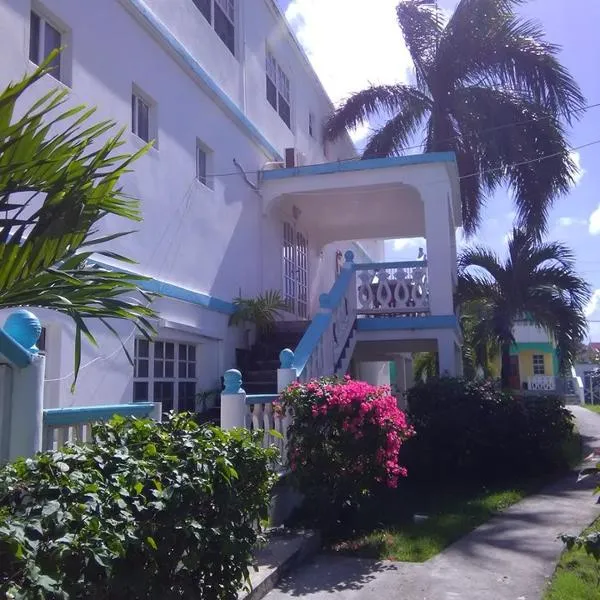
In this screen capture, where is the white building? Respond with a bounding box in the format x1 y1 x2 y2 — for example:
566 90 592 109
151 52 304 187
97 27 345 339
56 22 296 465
0 0 462 411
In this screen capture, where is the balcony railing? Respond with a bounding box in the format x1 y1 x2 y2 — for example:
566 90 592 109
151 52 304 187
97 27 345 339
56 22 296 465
355 261 429 316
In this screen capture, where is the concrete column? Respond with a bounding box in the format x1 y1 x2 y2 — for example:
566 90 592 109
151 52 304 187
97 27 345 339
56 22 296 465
220 369 247 430
438 333 458 377
423 186 455 316
151 402 163 423
8 354 45 461
358 361 391 387
277 349 296 393
394 357 407 394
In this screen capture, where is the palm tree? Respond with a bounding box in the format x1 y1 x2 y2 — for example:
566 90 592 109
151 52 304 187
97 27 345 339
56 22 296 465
0 58 156 385
457 228 590 388
324 0 584 236
460 300 500 379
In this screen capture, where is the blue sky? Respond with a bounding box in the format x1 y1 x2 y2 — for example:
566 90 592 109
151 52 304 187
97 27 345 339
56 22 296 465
277 0 600 340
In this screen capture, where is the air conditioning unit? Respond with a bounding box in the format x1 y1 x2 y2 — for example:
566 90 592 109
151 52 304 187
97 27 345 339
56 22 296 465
285 147 306 168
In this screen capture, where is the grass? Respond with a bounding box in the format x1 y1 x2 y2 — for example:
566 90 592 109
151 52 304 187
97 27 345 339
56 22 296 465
331 483 536 562
330 432 583 563
584 404 600 415
544 516 600 599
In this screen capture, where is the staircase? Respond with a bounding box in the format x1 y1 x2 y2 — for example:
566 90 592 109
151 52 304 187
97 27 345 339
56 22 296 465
241 322 308 394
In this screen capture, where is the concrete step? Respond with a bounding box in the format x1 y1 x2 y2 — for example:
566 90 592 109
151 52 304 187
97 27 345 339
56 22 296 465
239 530 320 600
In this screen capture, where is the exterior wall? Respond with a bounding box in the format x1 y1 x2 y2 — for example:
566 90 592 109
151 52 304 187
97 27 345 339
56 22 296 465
518 350 555 379
513 322 554 344
0 0 366 408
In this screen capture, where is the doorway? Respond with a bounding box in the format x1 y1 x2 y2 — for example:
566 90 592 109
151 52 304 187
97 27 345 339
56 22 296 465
282 221 309 319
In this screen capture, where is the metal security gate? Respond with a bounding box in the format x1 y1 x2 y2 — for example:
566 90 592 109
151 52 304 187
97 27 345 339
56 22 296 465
283 222 309 319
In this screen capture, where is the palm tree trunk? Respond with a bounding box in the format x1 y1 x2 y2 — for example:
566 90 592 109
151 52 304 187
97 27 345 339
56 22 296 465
500 342 512 390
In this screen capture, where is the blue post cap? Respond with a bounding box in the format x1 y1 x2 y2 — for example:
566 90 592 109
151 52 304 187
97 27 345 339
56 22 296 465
3 310 42 354
223 369 244 394
344 250 355 263
279 348 294 369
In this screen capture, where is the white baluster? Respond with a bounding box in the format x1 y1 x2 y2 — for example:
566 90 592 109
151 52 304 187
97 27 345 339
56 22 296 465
357 270 374 310
376 270 393 311
263 403 273 448
281 406 293 467
252 403 264 435
394 268 410 311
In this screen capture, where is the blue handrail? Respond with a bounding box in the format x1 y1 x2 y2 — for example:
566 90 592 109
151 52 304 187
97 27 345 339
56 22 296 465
43 403 155 427
355 260 428 271
245 394 279 405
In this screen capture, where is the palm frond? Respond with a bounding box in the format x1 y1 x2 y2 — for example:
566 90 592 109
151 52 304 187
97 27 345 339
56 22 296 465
0 57 157 385
229 290 289 335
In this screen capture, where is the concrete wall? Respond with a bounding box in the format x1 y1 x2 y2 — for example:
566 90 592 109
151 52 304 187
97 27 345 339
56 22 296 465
0 0 373 407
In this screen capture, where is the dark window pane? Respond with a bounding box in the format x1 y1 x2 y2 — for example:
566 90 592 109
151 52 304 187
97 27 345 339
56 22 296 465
266 78 277 110
214 4 235 54
179 344 187 361
165 361 174 378
154 360 163 378
279 96 291 128
38 327 46 353
188 363 196 379
179 361 187 378
165 343 174 359
44 21 61 80
137 97 149 142
137 339 149 358
196 147 207 185
29 12 40 64
137 359 149 378
131 94 136 134
188 345 196 361
133 382 148 402
178 382 196 412
192 0 212 22
155 342 163 359
154 382 174 412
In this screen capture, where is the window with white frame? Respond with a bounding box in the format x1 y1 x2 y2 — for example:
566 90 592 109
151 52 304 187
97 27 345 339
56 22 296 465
131 88 153 143
133 339 198 412
196 140 212 187
29 10 63 81
533 354 545 375
193 0 235 55
266 50 291 129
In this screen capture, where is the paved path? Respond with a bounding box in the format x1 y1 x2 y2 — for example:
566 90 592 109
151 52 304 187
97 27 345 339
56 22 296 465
265 406 600 600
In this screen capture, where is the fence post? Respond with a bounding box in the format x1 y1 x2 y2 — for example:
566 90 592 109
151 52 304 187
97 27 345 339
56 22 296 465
151 402 163 423
220 369 247 430
278 349 296 393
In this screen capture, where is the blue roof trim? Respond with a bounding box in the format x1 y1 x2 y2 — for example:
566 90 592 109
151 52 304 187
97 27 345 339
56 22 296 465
92 260 236 315
43 403 155 427
357 315 460 332
262 152 457 181
125 0 282 162
0 329 33 368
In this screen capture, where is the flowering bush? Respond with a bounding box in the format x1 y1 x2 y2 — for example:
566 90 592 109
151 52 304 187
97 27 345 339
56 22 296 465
279 377 413 527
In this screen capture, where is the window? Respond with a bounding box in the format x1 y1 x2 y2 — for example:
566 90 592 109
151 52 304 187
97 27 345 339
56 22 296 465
131 89 152 143
266 50 291 129
533 354 545 376
309 112 315 138
29 10 62 81
193 0 235 55
195 140 212 187
133 339 198 412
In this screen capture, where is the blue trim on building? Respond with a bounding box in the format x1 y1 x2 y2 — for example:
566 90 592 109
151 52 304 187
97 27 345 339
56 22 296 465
0 329 32 368
357 315 460 332
245 394 279 405
292 312 332 376
126 0 282 161
356 260 428 271
262 152 457 181
43 403 155 427
92 260 236 315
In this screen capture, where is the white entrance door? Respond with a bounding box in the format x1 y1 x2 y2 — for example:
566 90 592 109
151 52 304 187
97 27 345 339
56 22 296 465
283 222 309 319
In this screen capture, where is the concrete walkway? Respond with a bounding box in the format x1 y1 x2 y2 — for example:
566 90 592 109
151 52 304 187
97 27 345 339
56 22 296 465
265 406 600 600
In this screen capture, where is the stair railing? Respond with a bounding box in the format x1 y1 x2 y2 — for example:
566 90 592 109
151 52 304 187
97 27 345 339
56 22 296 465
291 250 357 381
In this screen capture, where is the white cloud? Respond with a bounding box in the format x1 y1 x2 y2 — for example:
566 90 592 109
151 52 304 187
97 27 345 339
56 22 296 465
585 289 600 318
590 204 600 235
285 0 413 143
570 151 585 186
393 237 425 252
557 216 586 227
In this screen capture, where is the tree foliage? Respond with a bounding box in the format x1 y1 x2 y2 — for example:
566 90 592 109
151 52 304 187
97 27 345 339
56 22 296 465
0 57 156 383
457 228 590 387
325 0 585 236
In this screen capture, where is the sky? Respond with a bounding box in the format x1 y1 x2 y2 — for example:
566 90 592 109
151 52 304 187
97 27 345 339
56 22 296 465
276 0 600 341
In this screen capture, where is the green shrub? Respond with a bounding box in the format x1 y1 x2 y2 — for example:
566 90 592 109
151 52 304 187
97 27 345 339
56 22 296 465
404 378 574 483
0 413 277 599
280 377 414 531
